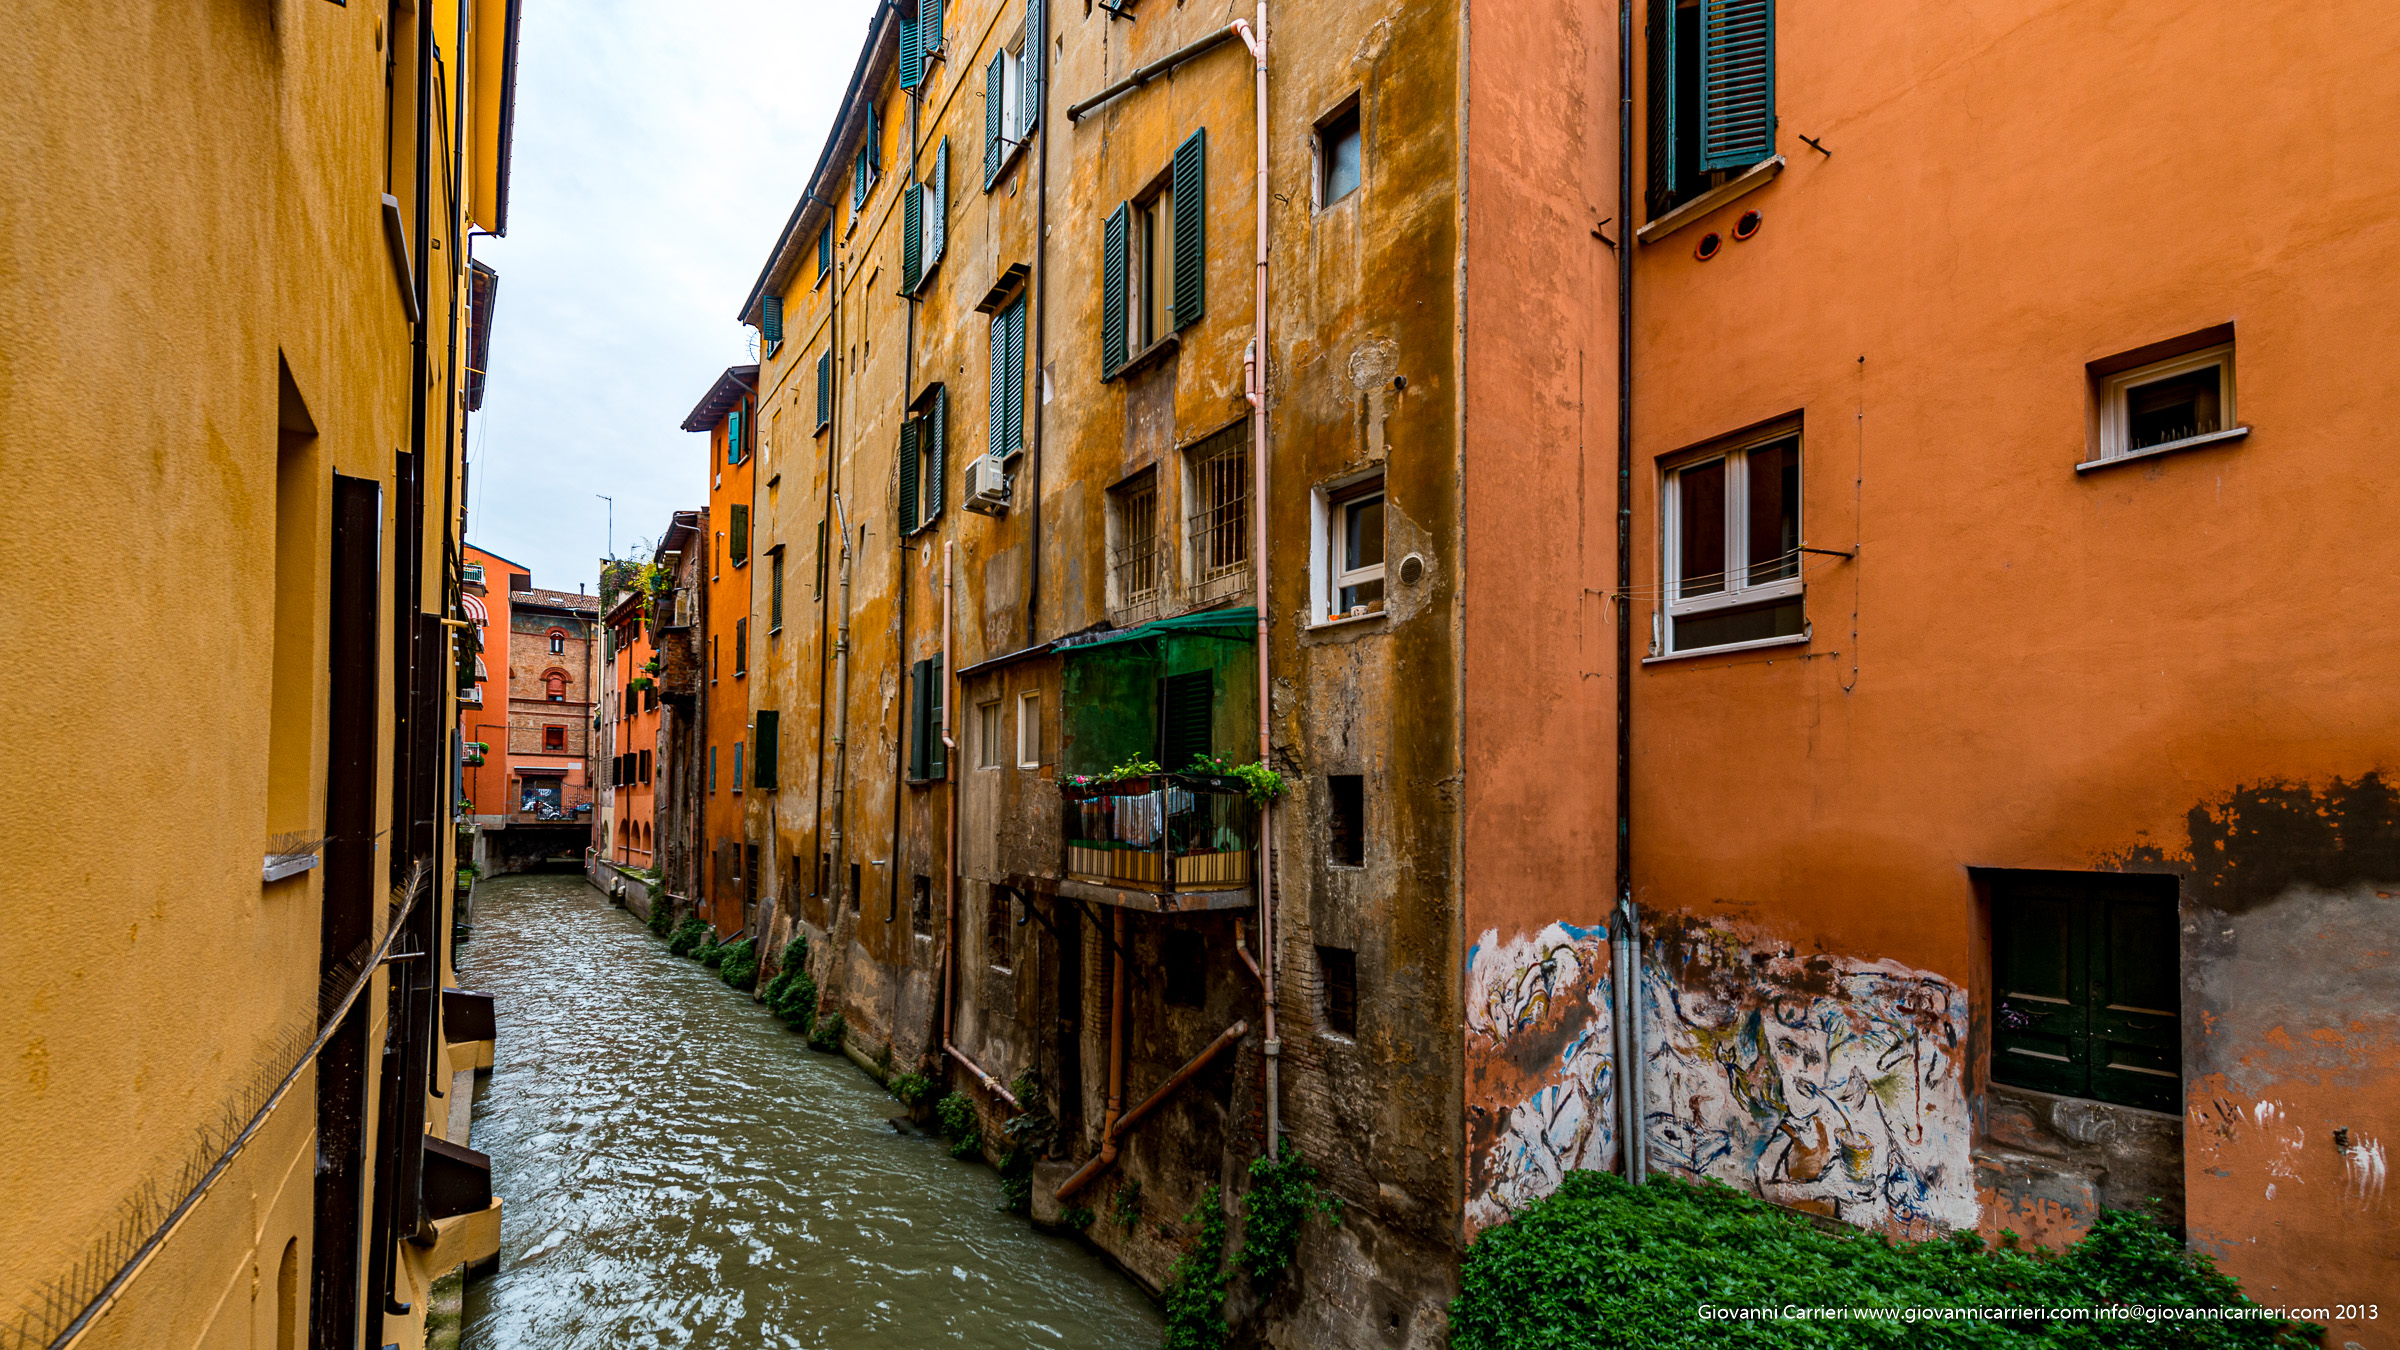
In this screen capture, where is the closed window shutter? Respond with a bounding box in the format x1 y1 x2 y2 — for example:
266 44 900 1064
763 295 783 346
900 8 922 90
866 103 880 171
770 551 784 628
902 179 923 294
755 710 780 789
926 384 947 519
2089 890 2180 1113
854 152 867 210
817 352 832 428
731 743 740 788
1003 297 1026 455
1993 889 2084 1098
1645 0 1676 215
1697 0 1773 171
1172 129 1206 331
898 416 921 534
1160 670 1211 770
988 312 1005 461
1023 0 1044 137
819 225 833 278
984 51 1005 188
731 504 749 563
928 656 946 778
928 137 948 268
729 409 742 465
1101 203 1129 378
906 660 930 780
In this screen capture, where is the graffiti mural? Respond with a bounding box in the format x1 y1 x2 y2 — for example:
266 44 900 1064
1642 919 1975 1234
1464 922 1615 1229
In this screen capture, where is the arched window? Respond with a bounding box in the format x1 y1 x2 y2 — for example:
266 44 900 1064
549 629 567 654
545 671 568 701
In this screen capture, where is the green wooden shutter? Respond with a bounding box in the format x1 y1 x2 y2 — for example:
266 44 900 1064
926 384 947 519
1644 0 1676 216
730 504 749 563
763 295 783 346
1101 203 1129 377
928 137 948 269
854 151 868 210
898 417 921 534
1697 0 1773 171
819 224 833 279
1992 883 2087 1099
754 710 779 789
928 655 946 777
899 8 923 90
1024 0 1044 137
988 311 1006 460
1171 129 1206 331
2089 889 2181 1112
770 550 784 629
866 103 880 171
1003 297 1026 454
906 660 930 780
902 178 923 294
984 51 1006 188
815 518 829 594
925 0 944 56
1159 670 1212 771
728 408 743 465
816 352 832 428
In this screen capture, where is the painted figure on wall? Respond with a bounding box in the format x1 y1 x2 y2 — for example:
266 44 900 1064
1464 921 1616 1228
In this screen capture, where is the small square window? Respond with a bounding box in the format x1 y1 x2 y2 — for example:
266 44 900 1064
543 725 566 752
2093 342 2237 465
849 863 862 914
1316 475 1386 623
977 701 1004 769
1018 691 1042 769
1327 774 1365 866
1319 105 1362 207
1317 945 1357 1038
1660 427 1805 655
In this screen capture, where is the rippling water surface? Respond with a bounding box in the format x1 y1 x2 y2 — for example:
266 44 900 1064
457 874 1162 1349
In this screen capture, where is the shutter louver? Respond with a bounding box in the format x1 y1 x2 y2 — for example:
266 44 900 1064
925 0 945 58
1024 0 1044 137
819 225 833 279
1697 0 1773 171
1645 0 1675 215
866 103 880 171
730 504 749 563
816 352 832 429
1101 203 1129 378
900 9 923 90
1160 670 1212 771
929 137 948 268
1171 129 1206 331
984 51 1006 188
1003 297 1026 455
988 312 1006 462
902 178 923 295
906 660 929 780
729 409 743 465
927 385 947 519
755 710 779 789
929 656 946 778
899 417 921 534
762 295 783 346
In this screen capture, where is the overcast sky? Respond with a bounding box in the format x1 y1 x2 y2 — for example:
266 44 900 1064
465 0 874 591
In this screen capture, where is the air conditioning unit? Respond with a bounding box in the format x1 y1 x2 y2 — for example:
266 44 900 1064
963 455 1012 516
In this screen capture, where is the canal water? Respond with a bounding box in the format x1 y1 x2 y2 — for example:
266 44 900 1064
456 874 1162 1349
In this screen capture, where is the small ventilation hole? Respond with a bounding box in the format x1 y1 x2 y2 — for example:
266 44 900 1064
1694 231 1724 261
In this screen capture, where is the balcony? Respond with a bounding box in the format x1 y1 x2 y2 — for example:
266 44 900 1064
1061 773 1257 912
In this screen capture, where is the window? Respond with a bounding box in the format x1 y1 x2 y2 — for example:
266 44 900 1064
898 0 945 88
849 863 862 914
899 385 949 536
903 138 949 297
1185 421 1251 606
762 298 783 359
730 504 749 566
1108 469 1165 623
754 710 779 789
1989 871 2181 1113
815 519 830 598
638 749 651 784
851 101 881 212
911 875 933 936
544 725 566 752
1100 130 1206 378
907 658 947 781
769 548 785 631
729 406 746 465
711 634 718 681
1327 774 1364 866
1646 0 1777 219
983 12 1040 190
2091 342 2238 467
977 701 1003 769
709 744 717 793
985 885 1013 969
1661 426 1802 654
1318 103 1362 207
1160 671 1212 774
818 223 833 283
1164 930 1206 1007
734 619 747 677
1317 946 1358 1037
545 671 568 701
732 741 743 793
1320 476 1386 621
549 632 565 654
988 295 1027 458
815 351 834 431
1017 690 1041 768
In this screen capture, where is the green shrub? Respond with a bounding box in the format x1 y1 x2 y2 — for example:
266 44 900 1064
1114 1178 1143 1232
666 916 709 957
807 1010 846 1054
1160 1185 1230 1350
1062 1205 1096 1233
889 1072 933 1110
1449 1170 2317 1350
762 940 817 1036
717 937 757 990
697 933 725 967
645 890 672 936
1237 1148 1342 1285
935 1092 981 1160
996 1150 1034 1216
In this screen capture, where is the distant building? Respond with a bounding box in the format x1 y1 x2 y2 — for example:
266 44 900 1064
600 585 661 873
459 544 525 823
505 582 599 824
683 365 761 937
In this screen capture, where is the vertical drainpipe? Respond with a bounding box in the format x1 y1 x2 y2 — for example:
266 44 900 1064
1027 0 1051 649
1613 0 1643 1186
812 209 841 932
1235 3 1278 1161
891 86 920 1029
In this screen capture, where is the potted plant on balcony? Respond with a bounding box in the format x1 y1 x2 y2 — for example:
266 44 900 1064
630 675 654 694
1186 753 1286 807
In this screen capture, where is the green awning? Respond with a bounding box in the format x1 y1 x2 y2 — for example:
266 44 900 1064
1058 606 1257 654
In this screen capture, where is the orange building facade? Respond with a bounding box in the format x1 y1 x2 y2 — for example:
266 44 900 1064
684 365 759 936
602 587 661 870
458 545 517 820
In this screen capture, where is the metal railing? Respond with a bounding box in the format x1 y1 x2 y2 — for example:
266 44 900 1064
1062 773 1258 895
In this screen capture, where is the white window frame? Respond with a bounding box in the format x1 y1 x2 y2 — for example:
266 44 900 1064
1659 425 1805 657
1017 690 1042 769
1307 470 1387 628
1001 45 1025 150
2091 342 2238 466
976 700 1003 770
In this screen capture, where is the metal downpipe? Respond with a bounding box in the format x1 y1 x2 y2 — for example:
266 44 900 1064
1237 0 1278 1164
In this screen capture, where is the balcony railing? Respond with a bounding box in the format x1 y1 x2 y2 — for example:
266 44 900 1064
1108 536 1176 628
1062 773 1257 897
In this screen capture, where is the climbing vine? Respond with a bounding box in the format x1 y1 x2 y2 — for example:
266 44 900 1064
1236 1148 1342 1285
1159 1185 1231 1350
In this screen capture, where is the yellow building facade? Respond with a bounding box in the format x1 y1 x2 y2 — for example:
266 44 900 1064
0 2 521 1347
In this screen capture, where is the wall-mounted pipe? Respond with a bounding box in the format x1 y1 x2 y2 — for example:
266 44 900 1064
934 542 1021 1107
1065 23 1246 123
829 491 854 920
1235 1 1278 1165
1614 0 1641 1186
1056 1018 1250 1201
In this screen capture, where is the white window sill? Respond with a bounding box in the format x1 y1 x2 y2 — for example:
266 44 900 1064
1643 630 1810 665
1636 155 1787 245
1308 610 1387 633
2075 426 2249 474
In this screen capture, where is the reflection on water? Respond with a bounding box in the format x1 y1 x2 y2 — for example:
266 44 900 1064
457 875 1161 1349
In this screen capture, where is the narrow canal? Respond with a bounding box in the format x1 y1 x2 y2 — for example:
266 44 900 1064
457 874 1163 1349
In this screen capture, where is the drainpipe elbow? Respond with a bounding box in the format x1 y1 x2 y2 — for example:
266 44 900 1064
1232 18 1260 59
